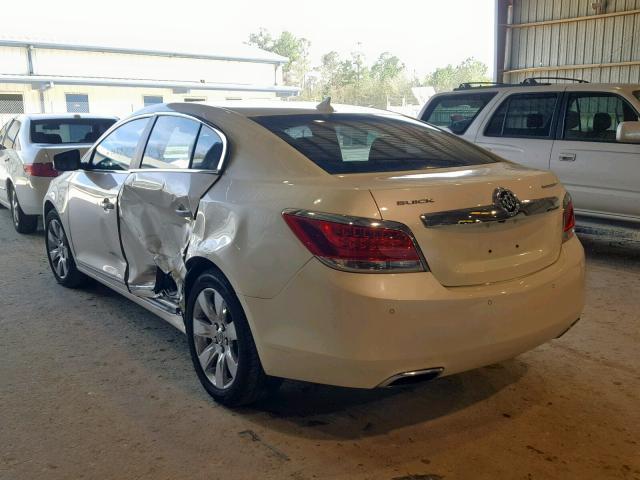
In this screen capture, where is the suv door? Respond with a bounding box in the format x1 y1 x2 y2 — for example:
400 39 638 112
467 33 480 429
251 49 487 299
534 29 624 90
66 117 151 284
118 114 225 300
550 92 640 221
475 92 562 171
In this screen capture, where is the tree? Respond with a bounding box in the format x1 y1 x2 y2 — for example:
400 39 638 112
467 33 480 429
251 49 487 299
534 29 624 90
248 29 310 87
424 57 490 92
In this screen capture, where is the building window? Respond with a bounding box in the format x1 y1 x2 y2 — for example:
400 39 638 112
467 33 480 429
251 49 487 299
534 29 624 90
0 94 25 115
143 95 163 107
66 94 90 113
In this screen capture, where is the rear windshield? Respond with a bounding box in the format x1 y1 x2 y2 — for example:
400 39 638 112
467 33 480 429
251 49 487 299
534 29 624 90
252 113 497 174
30 118 116 144
421 92 497 134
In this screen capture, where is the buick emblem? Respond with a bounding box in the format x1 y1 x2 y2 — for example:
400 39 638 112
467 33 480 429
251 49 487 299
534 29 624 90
494 187 520 216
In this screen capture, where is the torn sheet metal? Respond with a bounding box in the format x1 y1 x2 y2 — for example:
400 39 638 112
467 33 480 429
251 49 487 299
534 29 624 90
119 171 219 302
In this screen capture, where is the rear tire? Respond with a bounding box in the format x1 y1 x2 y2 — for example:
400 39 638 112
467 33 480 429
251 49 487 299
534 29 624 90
186 269 280 406
9 186 38 234
45 210 87 288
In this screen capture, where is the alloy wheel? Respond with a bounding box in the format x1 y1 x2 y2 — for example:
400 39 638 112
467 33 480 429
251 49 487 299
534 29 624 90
47 218 70 279
192 287 239 390
11 190 19 227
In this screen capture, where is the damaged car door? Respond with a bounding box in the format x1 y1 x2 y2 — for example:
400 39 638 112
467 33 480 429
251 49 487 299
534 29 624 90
66 117 151 284
119 114 225 307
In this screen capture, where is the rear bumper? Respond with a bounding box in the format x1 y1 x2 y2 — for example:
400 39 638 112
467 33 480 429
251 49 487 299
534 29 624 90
240 237 585 389
13 176 51 216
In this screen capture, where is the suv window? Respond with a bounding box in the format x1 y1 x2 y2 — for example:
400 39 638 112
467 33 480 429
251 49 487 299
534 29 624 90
91 118 149 171
563 93 639 143
141 116 200 169
422 92 497 134
253 113 497 174
192 125 224 170
5 120 21 149
30 118 115 144
485 93 559 138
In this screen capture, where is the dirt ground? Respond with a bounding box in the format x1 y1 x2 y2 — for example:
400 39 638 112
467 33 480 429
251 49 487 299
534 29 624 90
0 209 638 480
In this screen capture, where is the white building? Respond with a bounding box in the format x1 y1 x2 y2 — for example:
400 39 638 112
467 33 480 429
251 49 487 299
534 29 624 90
0 38 300 125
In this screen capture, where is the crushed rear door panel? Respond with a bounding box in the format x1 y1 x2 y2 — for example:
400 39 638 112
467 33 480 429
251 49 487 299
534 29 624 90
118 171 219 299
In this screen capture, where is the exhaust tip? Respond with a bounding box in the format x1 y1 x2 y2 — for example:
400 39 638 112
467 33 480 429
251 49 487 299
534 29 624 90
379 367 444 388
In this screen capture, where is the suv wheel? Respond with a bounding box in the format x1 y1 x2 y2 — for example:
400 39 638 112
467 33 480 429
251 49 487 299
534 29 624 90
186 269 281 406
9 186 38 234
45 210 87 288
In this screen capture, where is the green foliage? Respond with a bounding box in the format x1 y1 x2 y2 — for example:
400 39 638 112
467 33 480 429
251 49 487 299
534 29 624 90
423 57 490 92
248 30 489 107
248 28 310 86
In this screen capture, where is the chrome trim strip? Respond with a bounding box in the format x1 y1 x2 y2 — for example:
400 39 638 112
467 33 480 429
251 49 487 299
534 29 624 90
378 367 444 387
421 196 560 228
282 208 430 273
82 111 229 174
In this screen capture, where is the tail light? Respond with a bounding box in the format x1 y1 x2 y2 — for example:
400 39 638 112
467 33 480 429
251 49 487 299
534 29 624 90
282 210 426 273
24 163 58 177
562 193 575 242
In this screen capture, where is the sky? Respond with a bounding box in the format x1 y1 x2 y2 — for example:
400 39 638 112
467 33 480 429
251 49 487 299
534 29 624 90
3 0 496 79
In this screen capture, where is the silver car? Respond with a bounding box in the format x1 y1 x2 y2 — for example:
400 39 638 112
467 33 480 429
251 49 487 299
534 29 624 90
0 114 117 232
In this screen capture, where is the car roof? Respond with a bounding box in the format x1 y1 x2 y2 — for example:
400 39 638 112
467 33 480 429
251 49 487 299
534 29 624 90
139 101 395 119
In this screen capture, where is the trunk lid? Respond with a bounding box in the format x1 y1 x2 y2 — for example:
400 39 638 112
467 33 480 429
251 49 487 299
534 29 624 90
30 144 91 165
345 162 565 286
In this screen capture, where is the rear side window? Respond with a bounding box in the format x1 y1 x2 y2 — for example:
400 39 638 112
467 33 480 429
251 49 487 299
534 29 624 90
485 93 559 138
91 118 149 171
30 118 115 144
4 120 21 149
141 116 200 169
253 113 497 174
422 92 496 134
563 93 639 143
192 125 224 170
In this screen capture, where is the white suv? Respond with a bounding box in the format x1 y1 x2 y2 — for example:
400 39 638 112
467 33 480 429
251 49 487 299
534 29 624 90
418 79 640 227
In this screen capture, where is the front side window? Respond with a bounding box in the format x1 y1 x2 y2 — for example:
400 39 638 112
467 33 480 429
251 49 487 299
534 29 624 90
30 118 115 144
66 94 90 113
563 93 639 143
141 116 200 169
485 93 559 138
192 125 224 170
91 118 149 171
253 113 497 174
422 92 496 134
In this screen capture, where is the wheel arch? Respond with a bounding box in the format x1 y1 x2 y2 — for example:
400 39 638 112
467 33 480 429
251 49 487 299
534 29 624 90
43 199 56 218
184 256 234 305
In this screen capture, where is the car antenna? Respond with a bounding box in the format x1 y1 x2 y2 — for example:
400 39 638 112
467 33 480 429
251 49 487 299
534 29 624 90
316 96 334 113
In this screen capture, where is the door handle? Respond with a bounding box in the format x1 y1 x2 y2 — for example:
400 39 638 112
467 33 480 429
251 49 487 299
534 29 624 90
101 198 115 211
558 153 576 162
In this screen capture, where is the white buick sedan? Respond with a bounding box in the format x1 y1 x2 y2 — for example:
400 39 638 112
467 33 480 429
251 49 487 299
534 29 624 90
43 101 585 406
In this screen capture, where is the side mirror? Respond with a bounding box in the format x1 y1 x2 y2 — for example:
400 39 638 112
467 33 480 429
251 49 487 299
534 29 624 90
616 121 640 144
53 149 81 171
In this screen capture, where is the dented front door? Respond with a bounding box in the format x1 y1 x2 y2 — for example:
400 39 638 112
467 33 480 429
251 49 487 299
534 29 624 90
119 170 219 297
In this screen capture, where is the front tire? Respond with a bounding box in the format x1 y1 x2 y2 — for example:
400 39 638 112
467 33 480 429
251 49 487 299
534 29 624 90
45 210 87 288
9 186 38 234
186 269 279 406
